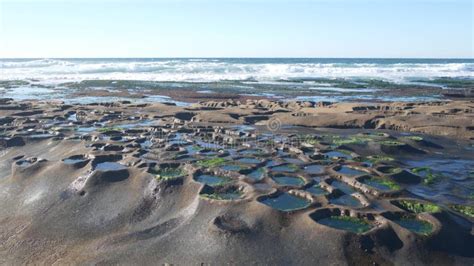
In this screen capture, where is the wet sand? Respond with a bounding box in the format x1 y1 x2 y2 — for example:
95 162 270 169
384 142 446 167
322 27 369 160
0 98 473 264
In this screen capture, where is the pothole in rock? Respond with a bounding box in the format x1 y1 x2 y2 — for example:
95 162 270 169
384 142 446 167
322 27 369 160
197 150 223 157
311 211 374 234
329 179 356 194
219 164 244 172
376 165 402 175
149 163 186 181
359 176 401 191
375 165 421 184
213 214 250 234
241 168 265 182
305 184 329 196
384 213 435 235
62 155 90 167
363 155 395 166
269 163 298 173
259 192 311 212
194 173 231 186
238 148 265 156
196 157 228 169
449 204 474 218
265 160 282 167
196 140 223 150
16 158 36 167
236 157 262 165
168 139 189 146
391 199 441 214
283 157 305 165
324 150 353 160
303 164 325 175
28 133 56 140
379 140 423 154
271 174 305 187
329 194 363 208
94 162 127 171
185 145 203 155
394 216 433 235
335 165 367 177
200 185 243 200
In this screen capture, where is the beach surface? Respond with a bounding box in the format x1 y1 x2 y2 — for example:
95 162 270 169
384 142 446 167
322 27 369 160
0 97 473 264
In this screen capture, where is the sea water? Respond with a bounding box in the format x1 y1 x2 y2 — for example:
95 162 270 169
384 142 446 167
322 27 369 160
1 58 472 102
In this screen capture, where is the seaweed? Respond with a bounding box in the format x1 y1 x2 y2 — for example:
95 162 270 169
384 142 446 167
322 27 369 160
154 167 186 181
397 200 441 214
288 164 300 171
200 188 242 200
197 157 227 168
450 205 474 218
403 136 424 141
411 167 441 185
365 177 401 190
331 136 372 146
329 216 372 233
395 216 434 236
365 155 395 164
98 127 123 133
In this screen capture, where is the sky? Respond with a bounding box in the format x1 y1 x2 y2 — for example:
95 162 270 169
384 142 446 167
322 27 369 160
0 0 472 58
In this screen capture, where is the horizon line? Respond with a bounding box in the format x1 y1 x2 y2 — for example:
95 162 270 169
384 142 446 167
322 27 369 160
1 56 473 60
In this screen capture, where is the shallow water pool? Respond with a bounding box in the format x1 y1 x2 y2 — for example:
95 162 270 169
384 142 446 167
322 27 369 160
260 193 310 211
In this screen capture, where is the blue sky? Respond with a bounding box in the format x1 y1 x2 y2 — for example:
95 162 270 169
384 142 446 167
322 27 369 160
0 0 472 58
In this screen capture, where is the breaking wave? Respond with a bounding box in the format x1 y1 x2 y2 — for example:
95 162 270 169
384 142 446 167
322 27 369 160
1 58 473 83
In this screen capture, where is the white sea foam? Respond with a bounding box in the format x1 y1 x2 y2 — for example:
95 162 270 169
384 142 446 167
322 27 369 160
0 58 472 83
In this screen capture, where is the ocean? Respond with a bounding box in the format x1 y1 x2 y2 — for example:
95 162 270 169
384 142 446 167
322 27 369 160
1 58 473 103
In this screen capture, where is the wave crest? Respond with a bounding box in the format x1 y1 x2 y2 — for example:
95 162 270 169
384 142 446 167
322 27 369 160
0 58 472 82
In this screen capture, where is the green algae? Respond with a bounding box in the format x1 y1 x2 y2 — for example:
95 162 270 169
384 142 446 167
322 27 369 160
195 174 231 186
393 217 433 235
411 167 441 185
331 135 373 146
272 175 305 186
450 205 474 218
271 164 299 173
397 200 441 214
317 216 372 233
378 166 402 175
365 155 395 164
363 176 401 191
246 168 265 181
197 157 227 168
154 167 186 181
98 127 123 133
403 136 424 141
201 189 242 200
